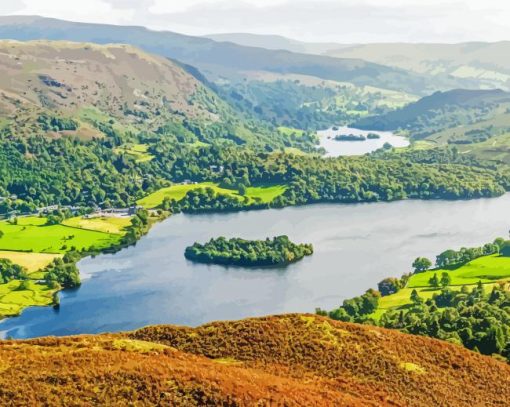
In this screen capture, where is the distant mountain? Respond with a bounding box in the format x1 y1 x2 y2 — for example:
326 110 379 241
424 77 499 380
204 32 346 55
327 42 510 90
2 314 509 405
0 16 453 95
355 89 510 140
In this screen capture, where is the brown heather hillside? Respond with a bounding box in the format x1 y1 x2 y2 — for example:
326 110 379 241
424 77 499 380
0 314 509 406
0 40 233 139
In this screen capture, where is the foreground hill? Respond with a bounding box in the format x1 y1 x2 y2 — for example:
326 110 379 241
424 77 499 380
1 314 509 406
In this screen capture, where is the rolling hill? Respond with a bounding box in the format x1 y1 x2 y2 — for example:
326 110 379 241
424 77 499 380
0 39 287 147
1 314 509 406
355 89 510 140
0 16 451 96
327 42 510 91
204 32 345 55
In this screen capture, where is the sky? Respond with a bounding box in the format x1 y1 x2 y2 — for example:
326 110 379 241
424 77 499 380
1 0 510 43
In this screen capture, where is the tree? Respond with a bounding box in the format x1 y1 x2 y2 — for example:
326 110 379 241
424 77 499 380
429 273 440 287
440 272 451 287
436 249 458 268
237 183 247 196
410 289 422 305
412 257 432 273
378 277 400 296
500 240 510 257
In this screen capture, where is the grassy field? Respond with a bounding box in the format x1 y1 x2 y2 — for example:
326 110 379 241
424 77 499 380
0 213 134 318
277 126 305 137
284 147 308 156
113 143 154 163
371 254 510 319
408 254 510 287
137 182 286 209
62 216 131 235
0 280 56 317
244 185 287 203
0 251 62 273
0 217 122 253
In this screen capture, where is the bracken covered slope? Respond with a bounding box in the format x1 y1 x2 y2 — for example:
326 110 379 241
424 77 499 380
0 40 278 146
0 314 509 406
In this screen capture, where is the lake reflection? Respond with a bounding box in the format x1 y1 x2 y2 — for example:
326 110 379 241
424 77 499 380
1 194 510 338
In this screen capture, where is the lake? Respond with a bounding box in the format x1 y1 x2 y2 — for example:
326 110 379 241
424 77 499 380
318 126 409 157
1 194 510 339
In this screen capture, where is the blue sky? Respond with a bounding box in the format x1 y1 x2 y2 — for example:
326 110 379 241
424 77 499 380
1 0 509 43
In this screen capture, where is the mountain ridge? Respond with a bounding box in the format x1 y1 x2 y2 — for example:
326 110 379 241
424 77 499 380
0 15 454 95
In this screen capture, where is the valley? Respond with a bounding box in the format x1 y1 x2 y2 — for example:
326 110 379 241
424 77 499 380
0 11 509 405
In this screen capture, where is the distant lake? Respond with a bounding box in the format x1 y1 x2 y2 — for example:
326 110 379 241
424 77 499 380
318 126 409 157
1 194 510 339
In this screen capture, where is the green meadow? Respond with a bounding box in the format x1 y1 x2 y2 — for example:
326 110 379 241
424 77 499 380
407 254 510 287
113 143 154 163
137 182 286 209
0 214 133 318
0 279 56 317
62 216 131 235
0 217 123 254
277 126 305 137
244 185 287 203
371 254 510 319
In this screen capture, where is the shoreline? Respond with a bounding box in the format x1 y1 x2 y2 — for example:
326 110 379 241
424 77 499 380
1 189 509 328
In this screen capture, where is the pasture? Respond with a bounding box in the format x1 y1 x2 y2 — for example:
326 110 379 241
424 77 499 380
63 216 131 235
407 254 510 287
0 280 56 317
0 251 62 273
0 218 122 253
113 143 154 163
137 182 286 208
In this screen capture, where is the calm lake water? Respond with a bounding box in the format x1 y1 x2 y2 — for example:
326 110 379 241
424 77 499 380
318 126 409 157
1 194 510 339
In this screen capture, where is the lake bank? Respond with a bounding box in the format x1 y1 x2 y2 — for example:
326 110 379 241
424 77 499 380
2 194 510 339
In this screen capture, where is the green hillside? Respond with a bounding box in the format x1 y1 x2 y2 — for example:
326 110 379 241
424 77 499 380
355 89 510 139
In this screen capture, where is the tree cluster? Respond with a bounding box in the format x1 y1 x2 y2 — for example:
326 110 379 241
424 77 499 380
185 235 313 267
381 283 510 360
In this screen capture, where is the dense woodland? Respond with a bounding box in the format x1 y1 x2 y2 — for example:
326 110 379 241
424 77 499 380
216 79 397 130
185 236 313 266
3 126 509 216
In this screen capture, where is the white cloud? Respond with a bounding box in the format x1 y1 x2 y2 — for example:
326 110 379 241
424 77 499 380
0 0 24 14
2 0 510 43
14 0 135 24
149 0 288 14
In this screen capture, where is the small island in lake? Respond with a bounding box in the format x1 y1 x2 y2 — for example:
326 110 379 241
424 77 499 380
367 133 381 139
334 134 366 141
185 236 313 267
